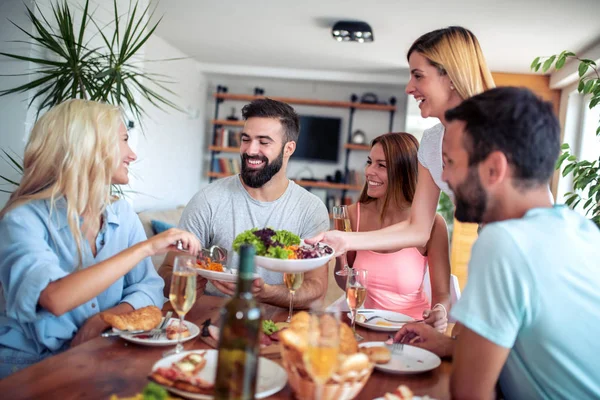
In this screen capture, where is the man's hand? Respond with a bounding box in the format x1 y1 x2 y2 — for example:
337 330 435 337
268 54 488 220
210 277 265 298
305 230 349 257
70 314 108 348
389 323 454 358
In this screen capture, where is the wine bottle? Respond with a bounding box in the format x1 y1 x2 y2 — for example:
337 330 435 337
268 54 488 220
214 245 262 400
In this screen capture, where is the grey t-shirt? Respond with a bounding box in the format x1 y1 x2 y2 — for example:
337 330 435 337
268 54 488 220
178 175 330 296
417 123 454 202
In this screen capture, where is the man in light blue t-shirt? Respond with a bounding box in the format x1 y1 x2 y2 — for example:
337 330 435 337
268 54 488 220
393 87 600 399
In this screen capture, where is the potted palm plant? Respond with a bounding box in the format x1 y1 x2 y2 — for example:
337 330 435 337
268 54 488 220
531 52 600 228
0 0 181 192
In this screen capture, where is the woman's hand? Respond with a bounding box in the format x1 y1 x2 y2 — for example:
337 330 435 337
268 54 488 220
305 230 349 257
70 314 108 348
423 307 448 333
145 228 201 256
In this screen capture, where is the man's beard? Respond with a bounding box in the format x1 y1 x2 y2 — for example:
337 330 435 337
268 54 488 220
240 148 284 188
451 166 487 224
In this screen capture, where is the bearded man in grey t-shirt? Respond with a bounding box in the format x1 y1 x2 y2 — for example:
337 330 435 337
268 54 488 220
159 98 330 308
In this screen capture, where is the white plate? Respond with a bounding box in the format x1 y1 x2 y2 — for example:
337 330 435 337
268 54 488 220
254 242 334 273
150 349 287 399
360 342 441 374
373 397 435 400
114 318 199 347
195 268 259 283
347 309 414 332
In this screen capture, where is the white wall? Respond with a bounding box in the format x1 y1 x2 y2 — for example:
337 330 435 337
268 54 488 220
130 35 206 212
203 74 407 202
0 0 36 206
0 0 206 212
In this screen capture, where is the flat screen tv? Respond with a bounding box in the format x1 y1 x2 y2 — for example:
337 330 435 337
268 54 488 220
292 115 341 163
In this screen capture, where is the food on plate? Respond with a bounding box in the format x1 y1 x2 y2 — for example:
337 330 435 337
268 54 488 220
203 319 286 350
196 257 224 272
262 319 279 335
166 319 191 340
109 382 178 400
360 346 392 364
148 352 214 393
383 385 414 400
101 306 162 331
355 313 367 323
232 228 333 260
279 311 372 384
375 320 396 327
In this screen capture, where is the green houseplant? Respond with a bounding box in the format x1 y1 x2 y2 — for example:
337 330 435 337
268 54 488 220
531 52 600 227
0 0 180 193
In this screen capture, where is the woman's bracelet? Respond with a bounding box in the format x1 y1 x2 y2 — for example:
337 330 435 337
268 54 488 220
432 303 447 319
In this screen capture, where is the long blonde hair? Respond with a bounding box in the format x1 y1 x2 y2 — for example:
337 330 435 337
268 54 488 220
407 26 495 99
0 99 124 266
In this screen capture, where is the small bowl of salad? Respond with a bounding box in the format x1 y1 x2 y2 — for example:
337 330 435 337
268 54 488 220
232 228 335 273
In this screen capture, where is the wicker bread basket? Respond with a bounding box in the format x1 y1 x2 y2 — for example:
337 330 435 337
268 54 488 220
281 343 374 400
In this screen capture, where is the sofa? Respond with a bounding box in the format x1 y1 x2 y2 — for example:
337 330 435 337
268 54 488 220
137 206 185 270
136 205 343 306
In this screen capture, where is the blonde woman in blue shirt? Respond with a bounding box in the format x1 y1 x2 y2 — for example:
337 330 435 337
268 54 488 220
0 99 200 378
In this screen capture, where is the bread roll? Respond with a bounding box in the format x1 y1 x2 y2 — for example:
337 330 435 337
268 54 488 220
339 322 358 355
360 346 391 364
101 306 162 331
337 352 370 375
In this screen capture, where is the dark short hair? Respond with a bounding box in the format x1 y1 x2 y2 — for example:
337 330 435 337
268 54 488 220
445 86 560 188
241 98 300 143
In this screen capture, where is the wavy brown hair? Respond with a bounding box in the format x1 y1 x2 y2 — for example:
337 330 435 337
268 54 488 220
358 132 419 221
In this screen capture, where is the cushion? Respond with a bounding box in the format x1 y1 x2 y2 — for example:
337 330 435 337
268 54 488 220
150 219 175 235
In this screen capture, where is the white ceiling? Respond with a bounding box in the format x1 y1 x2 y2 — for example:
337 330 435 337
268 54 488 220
149 0 600 75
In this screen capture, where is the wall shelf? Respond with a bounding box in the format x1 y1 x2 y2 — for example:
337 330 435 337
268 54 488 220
206 172 363 191
211 119 245 127
343 143 371 151
214 93 397 111
208 146 239 153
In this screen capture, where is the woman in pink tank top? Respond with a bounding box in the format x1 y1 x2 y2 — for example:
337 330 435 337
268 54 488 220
334 133 451 330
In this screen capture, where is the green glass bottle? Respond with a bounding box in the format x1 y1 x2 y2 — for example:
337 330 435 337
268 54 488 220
214 245 262 400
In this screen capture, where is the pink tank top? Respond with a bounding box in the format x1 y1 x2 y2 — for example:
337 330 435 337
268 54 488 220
353 203 430 319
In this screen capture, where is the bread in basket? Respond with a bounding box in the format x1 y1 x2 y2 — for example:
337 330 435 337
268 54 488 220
279 311 387 400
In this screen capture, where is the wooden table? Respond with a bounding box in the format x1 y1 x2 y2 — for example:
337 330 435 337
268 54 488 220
0 297 451 399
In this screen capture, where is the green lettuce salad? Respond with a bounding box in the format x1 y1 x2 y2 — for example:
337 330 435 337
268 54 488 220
232 227 301 259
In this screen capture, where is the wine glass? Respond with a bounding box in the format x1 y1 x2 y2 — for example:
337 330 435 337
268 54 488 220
283 272 304 322
346 269 367 341
303 310 340 400
164 255 197 356
332 205 352 277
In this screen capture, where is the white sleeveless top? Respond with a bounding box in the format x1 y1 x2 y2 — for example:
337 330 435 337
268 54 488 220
417 123 454 202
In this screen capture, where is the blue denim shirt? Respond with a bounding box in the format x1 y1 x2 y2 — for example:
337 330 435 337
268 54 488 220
0 198 164 366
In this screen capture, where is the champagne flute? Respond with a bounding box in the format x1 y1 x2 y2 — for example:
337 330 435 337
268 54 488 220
346 269 367 341
164 255 197 356
332 205 352 277
283 272 304 322
303 310 340 400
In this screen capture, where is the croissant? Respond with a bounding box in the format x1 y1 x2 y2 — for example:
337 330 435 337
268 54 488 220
101 306 162 331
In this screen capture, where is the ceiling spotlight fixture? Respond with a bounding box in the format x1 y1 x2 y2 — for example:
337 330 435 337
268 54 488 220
331 21 374 43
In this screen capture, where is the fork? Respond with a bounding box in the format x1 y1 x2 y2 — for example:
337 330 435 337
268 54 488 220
391 342 404 353
151 311 173 340
364 315 422 324
386 335 404 353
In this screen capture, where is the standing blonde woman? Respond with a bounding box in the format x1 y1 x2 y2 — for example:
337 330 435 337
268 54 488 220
310 27 494 279
0 99 200 378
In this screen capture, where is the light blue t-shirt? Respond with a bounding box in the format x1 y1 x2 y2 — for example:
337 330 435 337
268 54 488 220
451 206 600 400
0 198 164 370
